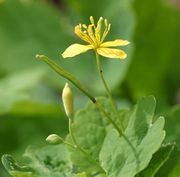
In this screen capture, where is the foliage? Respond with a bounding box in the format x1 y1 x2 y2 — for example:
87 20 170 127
0 0 180 177
1 96 177 177
126 0 180 109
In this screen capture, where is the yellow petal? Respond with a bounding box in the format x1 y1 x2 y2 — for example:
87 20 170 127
62 44 93 58
97 47 127 59
100 39 130 47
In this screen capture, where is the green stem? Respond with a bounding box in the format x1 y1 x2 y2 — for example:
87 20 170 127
95 102 123 135
95 53 124 131
96 101 139 172
68 116 105 174
68 116 77 145
95 54 140 170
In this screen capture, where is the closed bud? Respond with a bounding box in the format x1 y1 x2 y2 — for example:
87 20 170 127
62 83 74 117
46 134 63 145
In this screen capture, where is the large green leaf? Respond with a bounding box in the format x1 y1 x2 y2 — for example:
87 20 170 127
163 105 180 147
136 143 175 177
99 96 165 177
66 97 130 175
155 146 180 177
1 96 170 177
66 96 166 176
2 154 39 177
126 0 180 107
65 98 110 174
0 68 45 114
0 101 68 177
2 145 72 177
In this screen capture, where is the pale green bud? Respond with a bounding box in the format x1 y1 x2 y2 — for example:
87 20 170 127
46 134 62 145
62 83 74 117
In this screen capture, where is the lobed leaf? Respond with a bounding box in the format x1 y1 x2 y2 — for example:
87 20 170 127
99 96 166 177
136 143 175 177
2 145 73 177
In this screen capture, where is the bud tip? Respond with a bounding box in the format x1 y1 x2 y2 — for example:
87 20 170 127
46 134 62 145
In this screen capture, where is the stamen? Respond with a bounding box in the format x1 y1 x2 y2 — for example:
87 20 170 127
87 24 97 46
74 25 94 44
99 17 103 22
90 16 94 24
74 17 111 47
108 24 111 31
100 21 111 43
104 19 108 27
95 17 103 44
82 24 87 29
104 24 111 38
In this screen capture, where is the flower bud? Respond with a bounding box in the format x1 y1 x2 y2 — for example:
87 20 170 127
46 134 62 145
62 83 74 117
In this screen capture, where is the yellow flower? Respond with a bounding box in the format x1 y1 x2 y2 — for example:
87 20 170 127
62 16 130 59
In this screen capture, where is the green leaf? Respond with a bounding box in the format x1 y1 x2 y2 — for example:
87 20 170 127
2 145 73 177
126 0 180 106
66 96 161 176
99 96 166 177
0 0 69 73
2 154 39 177
136 143 175 177
164 105 180 147
65 98 109 174
24 145 72 177
0 68 45 114
0 101 68 175
155 146 180 177
66 97 130 174
74 172 87 177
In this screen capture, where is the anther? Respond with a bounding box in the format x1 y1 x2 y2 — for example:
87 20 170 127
90 16 94 24
104 19 108 27
99 17 103 21
82 24 87 29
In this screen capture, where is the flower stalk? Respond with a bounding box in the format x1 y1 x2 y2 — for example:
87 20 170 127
95 53 124 131
61 83 106 174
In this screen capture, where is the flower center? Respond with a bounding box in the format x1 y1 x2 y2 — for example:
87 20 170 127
74 16 111 48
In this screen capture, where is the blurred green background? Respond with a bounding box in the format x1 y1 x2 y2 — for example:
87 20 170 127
0 0 179 176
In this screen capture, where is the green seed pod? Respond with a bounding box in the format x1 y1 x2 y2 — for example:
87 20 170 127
46 134 62 145
62 83 74 118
